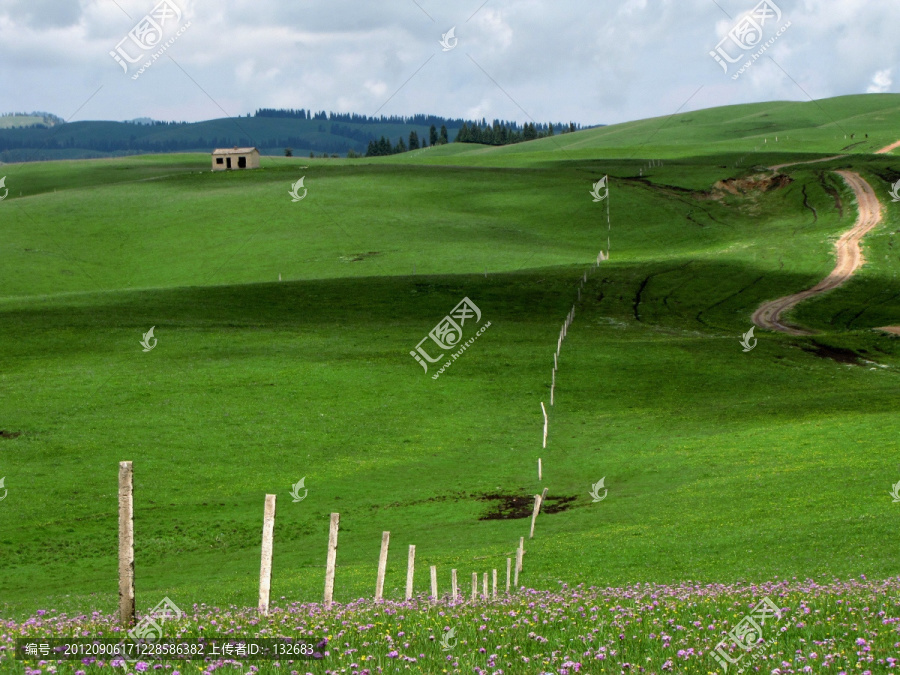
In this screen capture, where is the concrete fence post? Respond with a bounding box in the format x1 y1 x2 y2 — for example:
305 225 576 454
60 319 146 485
375 531 390 602
118 461 135 628
258 494 277 615
323 513 340 608
405 545 415 600
430 565 438 601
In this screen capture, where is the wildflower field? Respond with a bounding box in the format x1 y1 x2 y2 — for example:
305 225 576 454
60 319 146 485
4 577 899 674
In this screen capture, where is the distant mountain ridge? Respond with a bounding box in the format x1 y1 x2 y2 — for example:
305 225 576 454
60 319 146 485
0 108 583 163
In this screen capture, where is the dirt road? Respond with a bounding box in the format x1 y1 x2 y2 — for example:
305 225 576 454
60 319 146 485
876 140 900 154
752 170 883 335
767 155 847 172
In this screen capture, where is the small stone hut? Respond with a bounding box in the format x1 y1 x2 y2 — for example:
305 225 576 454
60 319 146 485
212 147 260 171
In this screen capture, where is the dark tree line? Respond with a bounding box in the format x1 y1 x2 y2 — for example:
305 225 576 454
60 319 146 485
365 125 449 156
0 133 358 155
256 108 473 128
456 121 581 146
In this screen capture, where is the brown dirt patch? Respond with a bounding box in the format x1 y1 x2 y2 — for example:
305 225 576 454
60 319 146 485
478 493 576 521
0 430 22 439
709 173 793 197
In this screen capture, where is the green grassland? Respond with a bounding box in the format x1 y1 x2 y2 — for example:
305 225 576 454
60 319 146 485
2 94 900 621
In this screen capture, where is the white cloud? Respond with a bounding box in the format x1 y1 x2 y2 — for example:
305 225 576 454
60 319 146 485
0 0 899 125
867 68 893 94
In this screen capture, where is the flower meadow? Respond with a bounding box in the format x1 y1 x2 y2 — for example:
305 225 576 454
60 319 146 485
3 576 900 674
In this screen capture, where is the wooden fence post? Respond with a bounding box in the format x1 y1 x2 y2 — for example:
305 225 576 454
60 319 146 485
258 494 277 616
540 487 549 509
529 494 541 539
517 537 524 573
471 572 477 601
451 568 458 600
118 461 135 628
506 558 511 593
541 402 548 449
514 548 523 588
406 545 415 600
375 531 390 602
430 565 438 600
323 513 340 608
492 569 497 599
482 572 488 598
538 458 542 481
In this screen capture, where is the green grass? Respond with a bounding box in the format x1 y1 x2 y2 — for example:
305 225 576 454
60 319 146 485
2 94 900 622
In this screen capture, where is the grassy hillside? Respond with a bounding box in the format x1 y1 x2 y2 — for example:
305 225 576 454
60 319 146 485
2 94 900 626
397 93 900 167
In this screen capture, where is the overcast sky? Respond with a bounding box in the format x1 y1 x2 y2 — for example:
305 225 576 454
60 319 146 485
0 0 897 126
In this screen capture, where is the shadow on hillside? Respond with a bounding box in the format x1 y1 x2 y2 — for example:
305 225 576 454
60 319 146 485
3 257 900 333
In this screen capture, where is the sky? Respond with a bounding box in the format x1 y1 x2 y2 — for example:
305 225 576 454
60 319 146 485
0 0 897 126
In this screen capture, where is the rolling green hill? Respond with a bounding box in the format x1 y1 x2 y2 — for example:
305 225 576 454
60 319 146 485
397 93 900 167
1 93 900 624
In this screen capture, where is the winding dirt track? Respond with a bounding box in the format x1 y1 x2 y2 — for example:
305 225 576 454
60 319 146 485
752 170 883 335
767 155 847 172
877 139 900 154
